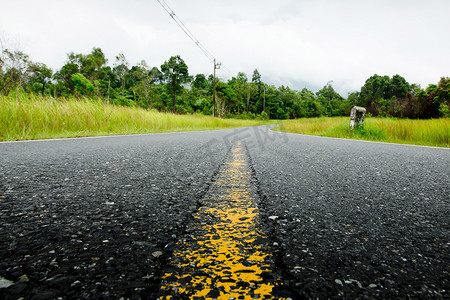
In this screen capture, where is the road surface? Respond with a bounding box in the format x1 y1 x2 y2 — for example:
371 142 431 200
0 126 449 299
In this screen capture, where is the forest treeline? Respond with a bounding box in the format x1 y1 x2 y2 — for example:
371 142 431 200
1 47 448 119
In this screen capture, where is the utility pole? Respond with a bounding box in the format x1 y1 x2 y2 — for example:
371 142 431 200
212 58 221 117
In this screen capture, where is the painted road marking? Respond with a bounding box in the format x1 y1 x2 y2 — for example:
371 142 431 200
159 141 283 299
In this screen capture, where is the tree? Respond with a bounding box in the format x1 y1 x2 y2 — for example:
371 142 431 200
160 55 189 113
276 85 296 118
66 47 107 82
421 77 450 118
54 62 79 95
28 62 52 94
434 77 450 117
54 48 107 97
390 74 411 99
316 81 344 116
114 53 129 97
245 82 258 113
215 81 237 117
359 75 391 106
0 49 30 94
251 69 263 112
252 69 261 85
71 73 94 96
265 86 286 119
357 74 416 117
192 74 208 90
317 81 342 103
84 47 107 81
130 62 160 109
228 72 251 113
347 91 360 106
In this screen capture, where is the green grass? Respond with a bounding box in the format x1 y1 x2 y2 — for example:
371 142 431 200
0 92 276 141
275 117 450 148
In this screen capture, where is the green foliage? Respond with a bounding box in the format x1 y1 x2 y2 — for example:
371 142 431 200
111 95 135 107
390 74 411 99
354 124 386 140
71 73 95 96
192 74 209 90
358 74 411 114
113 53 129 97
54 62 79 95
67 47 107 81
192 97 211 115
161 55 190 113
355 74 448 119
0 49 30 95
426 77 450 117
439 103 450 118
27 62 52 94
1 46 447 121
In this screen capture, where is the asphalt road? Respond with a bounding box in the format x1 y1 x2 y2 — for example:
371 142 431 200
0 126 449 299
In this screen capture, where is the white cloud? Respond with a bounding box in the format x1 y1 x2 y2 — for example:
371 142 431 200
1 0 449 95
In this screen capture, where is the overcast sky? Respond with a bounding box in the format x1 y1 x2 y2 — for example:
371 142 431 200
1 0 449 95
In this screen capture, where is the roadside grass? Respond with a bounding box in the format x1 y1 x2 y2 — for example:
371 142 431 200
0 92 276 141
275 117 449 148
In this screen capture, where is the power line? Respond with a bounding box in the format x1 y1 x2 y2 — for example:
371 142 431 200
155 0 235 78
221 65 234 78
156 0 214 62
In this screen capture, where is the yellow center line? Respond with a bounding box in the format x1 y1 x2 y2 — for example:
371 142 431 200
159 141 283 299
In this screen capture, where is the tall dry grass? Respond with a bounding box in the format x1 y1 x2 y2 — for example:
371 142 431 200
276 117 449 148
0 92 269 141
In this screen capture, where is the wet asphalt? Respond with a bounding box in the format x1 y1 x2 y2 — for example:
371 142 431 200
0 126 449 299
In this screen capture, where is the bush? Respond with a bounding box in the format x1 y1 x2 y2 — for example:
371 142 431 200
439 103 450 118
112 95 135 107
355 124 386 140
71 73 95 96
260 111 269 120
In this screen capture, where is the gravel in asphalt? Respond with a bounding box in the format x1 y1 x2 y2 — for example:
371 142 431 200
0 132 230 299
159 141 282 299
1 126 449 299
247 128 450 299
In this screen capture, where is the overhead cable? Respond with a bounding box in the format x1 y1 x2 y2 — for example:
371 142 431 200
155 0 236 79
156 0 215 62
